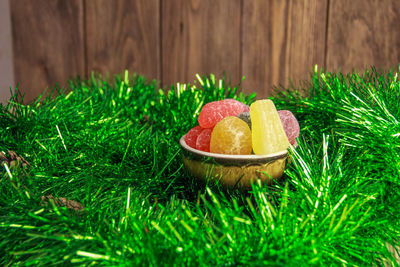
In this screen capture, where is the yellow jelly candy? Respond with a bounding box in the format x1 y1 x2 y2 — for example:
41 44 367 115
210 116 252 155
250 99 290 155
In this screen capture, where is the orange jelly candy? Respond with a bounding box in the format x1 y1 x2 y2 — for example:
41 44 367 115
210 116 252 155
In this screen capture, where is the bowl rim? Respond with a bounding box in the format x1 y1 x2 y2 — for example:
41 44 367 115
180 134 290 160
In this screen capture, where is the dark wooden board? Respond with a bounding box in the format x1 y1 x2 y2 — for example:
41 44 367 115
85 0 160 81
161 0 241 87
285 1 328 87
242 0 328 98
10 0 85 103
326 0 400 74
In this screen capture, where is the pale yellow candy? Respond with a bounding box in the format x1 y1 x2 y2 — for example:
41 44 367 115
250 99 290 155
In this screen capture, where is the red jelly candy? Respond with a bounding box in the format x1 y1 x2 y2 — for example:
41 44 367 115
185 126 203 149
278 110 300 145
198 99 245 128
223 99 250 112
196 128 213 152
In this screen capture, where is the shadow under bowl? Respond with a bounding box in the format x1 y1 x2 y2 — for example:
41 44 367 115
179 135 292 188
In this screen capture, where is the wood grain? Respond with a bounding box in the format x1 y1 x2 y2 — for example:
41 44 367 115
326 0 400 73
85 0 160 81
242 0 328 98
10 0 400 101
10 0 85 103
161 0 241 87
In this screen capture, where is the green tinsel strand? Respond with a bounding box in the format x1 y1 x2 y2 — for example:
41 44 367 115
0 69 399 266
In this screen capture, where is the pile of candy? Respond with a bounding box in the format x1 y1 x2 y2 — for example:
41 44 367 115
185 99 300 155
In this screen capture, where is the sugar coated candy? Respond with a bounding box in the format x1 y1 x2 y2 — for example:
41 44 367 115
222 99 249 111
185 126 203 149
250 100 290 155
198 99 245 128
196 128 213 152
236 112 251 129
278 110 300 145
210 116 252 155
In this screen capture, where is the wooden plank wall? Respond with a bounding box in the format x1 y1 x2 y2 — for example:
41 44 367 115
10 0 85 102
9 0 400 103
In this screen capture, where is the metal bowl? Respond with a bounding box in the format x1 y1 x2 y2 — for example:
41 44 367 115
179 135 292 188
